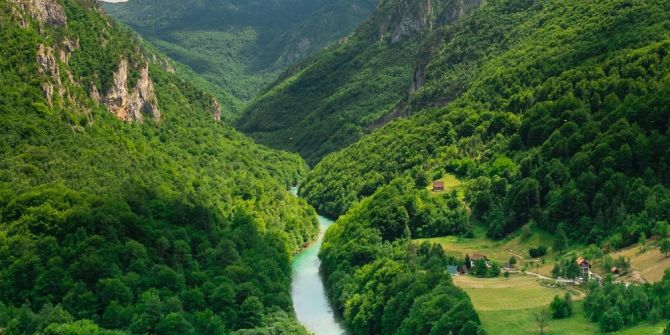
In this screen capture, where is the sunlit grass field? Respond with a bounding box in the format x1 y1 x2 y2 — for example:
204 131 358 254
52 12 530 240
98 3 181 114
455 275 667 334
453 275 579 311
477 303 666 335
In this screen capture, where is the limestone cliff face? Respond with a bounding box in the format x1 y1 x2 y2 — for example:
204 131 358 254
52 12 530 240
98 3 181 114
211 97 222 122
379 0 484 43
104 59 161 122
36 44 61 106
11 0 67 27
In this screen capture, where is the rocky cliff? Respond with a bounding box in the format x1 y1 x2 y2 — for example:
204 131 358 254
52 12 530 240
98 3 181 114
10 0 161 123
104 59 160 122
10 0 67 28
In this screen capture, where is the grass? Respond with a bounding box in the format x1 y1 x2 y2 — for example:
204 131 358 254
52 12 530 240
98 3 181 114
426 173 463 196
603 241 670 283
417 224 557 267
477 303 667 335
456 275 667 334
453 275 581 311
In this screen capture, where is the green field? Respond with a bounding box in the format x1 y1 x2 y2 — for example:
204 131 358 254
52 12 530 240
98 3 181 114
453 275 580 311
478 303 667 335
426 173 464 196
455 275 667 334
417 224 556 266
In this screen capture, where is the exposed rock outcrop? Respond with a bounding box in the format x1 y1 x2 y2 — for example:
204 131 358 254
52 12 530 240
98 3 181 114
211 97 222 122
36 44 62 105
379 0 484 43
104 59 160 122
58 37 79 64
11 0 67 27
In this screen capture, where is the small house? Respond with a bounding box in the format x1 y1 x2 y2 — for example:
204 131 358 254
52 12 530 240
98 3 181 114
503 261 512 270
470 253 491 268
611 267 620 275
576 257 591 279
432 181 445 191
447 265 459 276
459 265 469 275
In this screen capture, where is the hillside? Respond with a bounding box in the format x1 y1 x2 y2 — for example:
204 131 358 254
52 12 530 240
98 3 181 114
0 0 318 333
103 0 377 104
302 0 670 242
237 0 486 165
302 0 670 332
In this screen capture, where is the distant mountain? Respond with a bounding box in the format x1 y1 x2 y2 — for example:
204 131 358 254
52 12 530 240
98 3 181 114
103 0 377 104
237 0 484 165
0 0 317 333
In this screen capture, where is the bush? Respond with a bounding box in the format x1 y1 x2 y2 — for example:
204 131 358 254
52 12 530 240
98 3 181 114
550 293 573 319
529 246 547 258
600 307 624 332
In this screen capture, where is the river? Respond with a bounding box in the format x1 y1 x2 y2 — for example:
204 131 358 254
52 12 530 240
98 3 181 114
290 188 348 335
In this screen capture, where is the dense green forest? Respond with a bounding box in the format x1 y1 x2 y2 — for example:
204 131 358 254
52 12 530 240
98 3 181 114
0 0 317 333
237 0 485 165
302 0 670 248
103 0 376 104
584 270 670 332
319 178 484 334
296 0 670 331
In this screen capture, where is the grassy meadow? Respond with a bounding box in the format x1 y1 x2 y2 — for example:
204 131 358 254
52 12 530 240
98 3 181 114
455 275 667 335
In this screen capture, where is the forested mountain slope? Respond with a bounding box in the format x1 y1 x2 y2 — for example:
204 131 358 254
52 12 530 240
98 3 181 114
238 0 485 165
301 0 670 333
103 0 377 104
303 0 670 246
0 0 317 333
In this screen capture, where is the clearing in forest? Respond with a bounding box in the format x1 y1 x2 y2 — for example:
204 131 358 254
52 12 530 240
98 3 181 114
453 275 578 311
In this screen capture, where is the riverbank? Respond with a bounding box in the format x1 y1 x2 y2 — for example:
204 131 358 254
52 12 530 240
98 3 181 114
290 187 348 335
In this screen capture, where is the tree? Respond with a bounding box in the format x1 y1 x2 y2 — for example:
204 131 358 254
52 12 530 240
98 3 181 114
521 224 532 240
614 256 631 274
639 232 647 252
600 307 624 332
488 262 501 277
237 296 264 329
653 221 669 238
534 309 549 335
155 313 195 335
553 226 568 253
660 239 670 257
550 293 573 319
465 254 471 269
509 256 517 267
663 323 670 335
474 259 488 277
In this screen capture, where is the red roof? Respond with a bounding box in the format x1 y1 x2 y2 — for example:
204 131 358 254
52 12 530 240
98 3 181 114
433 181 445 189
471 253 488 261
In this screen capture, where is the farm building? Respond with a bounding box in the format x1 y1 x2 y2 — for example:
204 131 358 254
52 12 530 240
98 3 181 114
447 265 459 276
576 257 591 279
432 181 445 191
470 253 491 268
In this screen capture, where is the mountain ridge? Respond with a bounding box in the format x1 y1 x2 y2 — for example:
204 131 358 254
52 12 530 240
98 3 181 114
103 0 378 105
237 0 485 165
